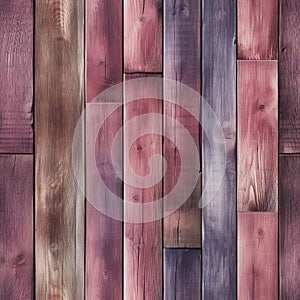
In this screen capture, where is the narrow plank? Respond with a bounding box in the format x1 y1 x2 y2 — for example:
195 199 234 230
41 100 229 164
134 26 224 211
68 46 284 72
238 61 278 211
238 0 278 59
0 155 33 299
238 212 278 300
163 0 201 248
0 0 33 153
164 249 201 300
124 0 162 73
35 0 85 298
202 0 237 298
279 0 300 153
280 156 300 299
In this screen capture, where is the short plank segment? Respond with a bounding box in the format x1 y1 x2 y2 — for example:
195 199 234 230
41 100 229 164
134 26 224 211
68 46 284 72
0 156 33 299
238 212 278 300
280 156 300 299
279 0 300 153
238 61 278 212
0 0 33 153
164 249 201 300
35 0 85 298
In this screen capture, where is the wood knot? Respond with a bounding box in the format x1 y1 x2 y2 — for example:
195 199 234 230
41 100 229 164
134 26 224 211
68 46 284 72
16 254 25 265
258 228 264 237
137 145 143 151
133 195 139 202
102 270 108 279
257 103 265 110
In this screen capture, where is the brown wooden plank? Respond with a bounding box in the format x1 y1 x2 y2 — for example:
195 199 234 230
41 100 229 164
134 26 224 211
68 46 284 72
124 0 162 73
0 155 33 299
164 249 201 300
280 156 300 299
163 0 201 248
238 212 278 300
35 0 85 298
0 0 33 153
279 0 300 153
238 0 278 59
238 61 278 212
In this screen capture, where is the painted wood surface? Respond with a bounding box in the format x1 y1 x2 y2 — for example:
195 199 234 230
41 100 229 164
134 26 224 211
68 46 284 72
0 155 33 299
164 249 201 300
280 156 300 299
35 0 85 298
124 0 162 73
238 0 278 60
0 0 33 153
238 61 278 212
238 212 278 300
279 0 300 153
163 0 201 248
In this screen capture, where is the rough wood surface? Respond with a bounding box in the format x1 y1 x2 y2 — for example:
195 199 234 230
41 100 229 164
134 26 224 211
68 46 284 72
35 0 85 298
280 156 300 299
238 61 278 212
164 249 201 300
0 155 33 299
238 212 278 300
279 0 300 153
0 0 33 153
238 0 278 59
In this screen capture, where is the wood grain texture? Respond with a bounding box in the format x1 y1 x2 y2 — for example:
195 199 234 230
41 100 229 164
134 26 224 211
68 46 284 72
238 0 278 59
35 0 85 298
238 61 278 212
202 0 237 298
279 0 300 153
280 156 300 299
0 0 33 153
0 155 33 299
238 212 278 300
124 0 162 73
164 249 201 300
163 0 201 248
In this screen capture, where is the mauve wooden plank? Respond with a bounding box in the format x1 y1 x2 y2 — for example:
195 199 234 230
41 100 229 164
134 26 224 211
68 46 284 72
124 0 162 73
0 155 33 299
0 0 33 153
280 156 300 299
238 0 278 60
35 0 85 298
163 0 201 248
279 0 300 153
202 0 237 298
164 249 201 300
238 212 278 300
238 61 278 212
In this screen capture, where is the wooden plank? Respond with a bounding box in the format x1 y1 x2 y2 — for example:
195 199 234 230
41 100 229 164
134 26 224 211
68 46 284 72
35 0 85 298
202 0 236 298
279 0 300 153
0 0 33 153
280 156 300 299
238 0 278 59
163 0 201 248
238 212 278 300
0 155 33 299
238 61 278 212
124 74 162 299
124 0 162 73
164 249 201 300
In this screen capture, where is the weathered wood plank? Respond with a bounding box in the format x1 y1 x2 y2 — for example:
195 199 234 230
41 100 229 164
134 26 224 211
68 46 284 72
164 249 201 300
238 0 278 59
0 155 33 299
238 212 278 300
202 0 236 298
163 0 201 248
279 0 300 153
0 0 33 153
238 61 278 212
124 0 162 73
35 0 85 298
280 156 300 299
